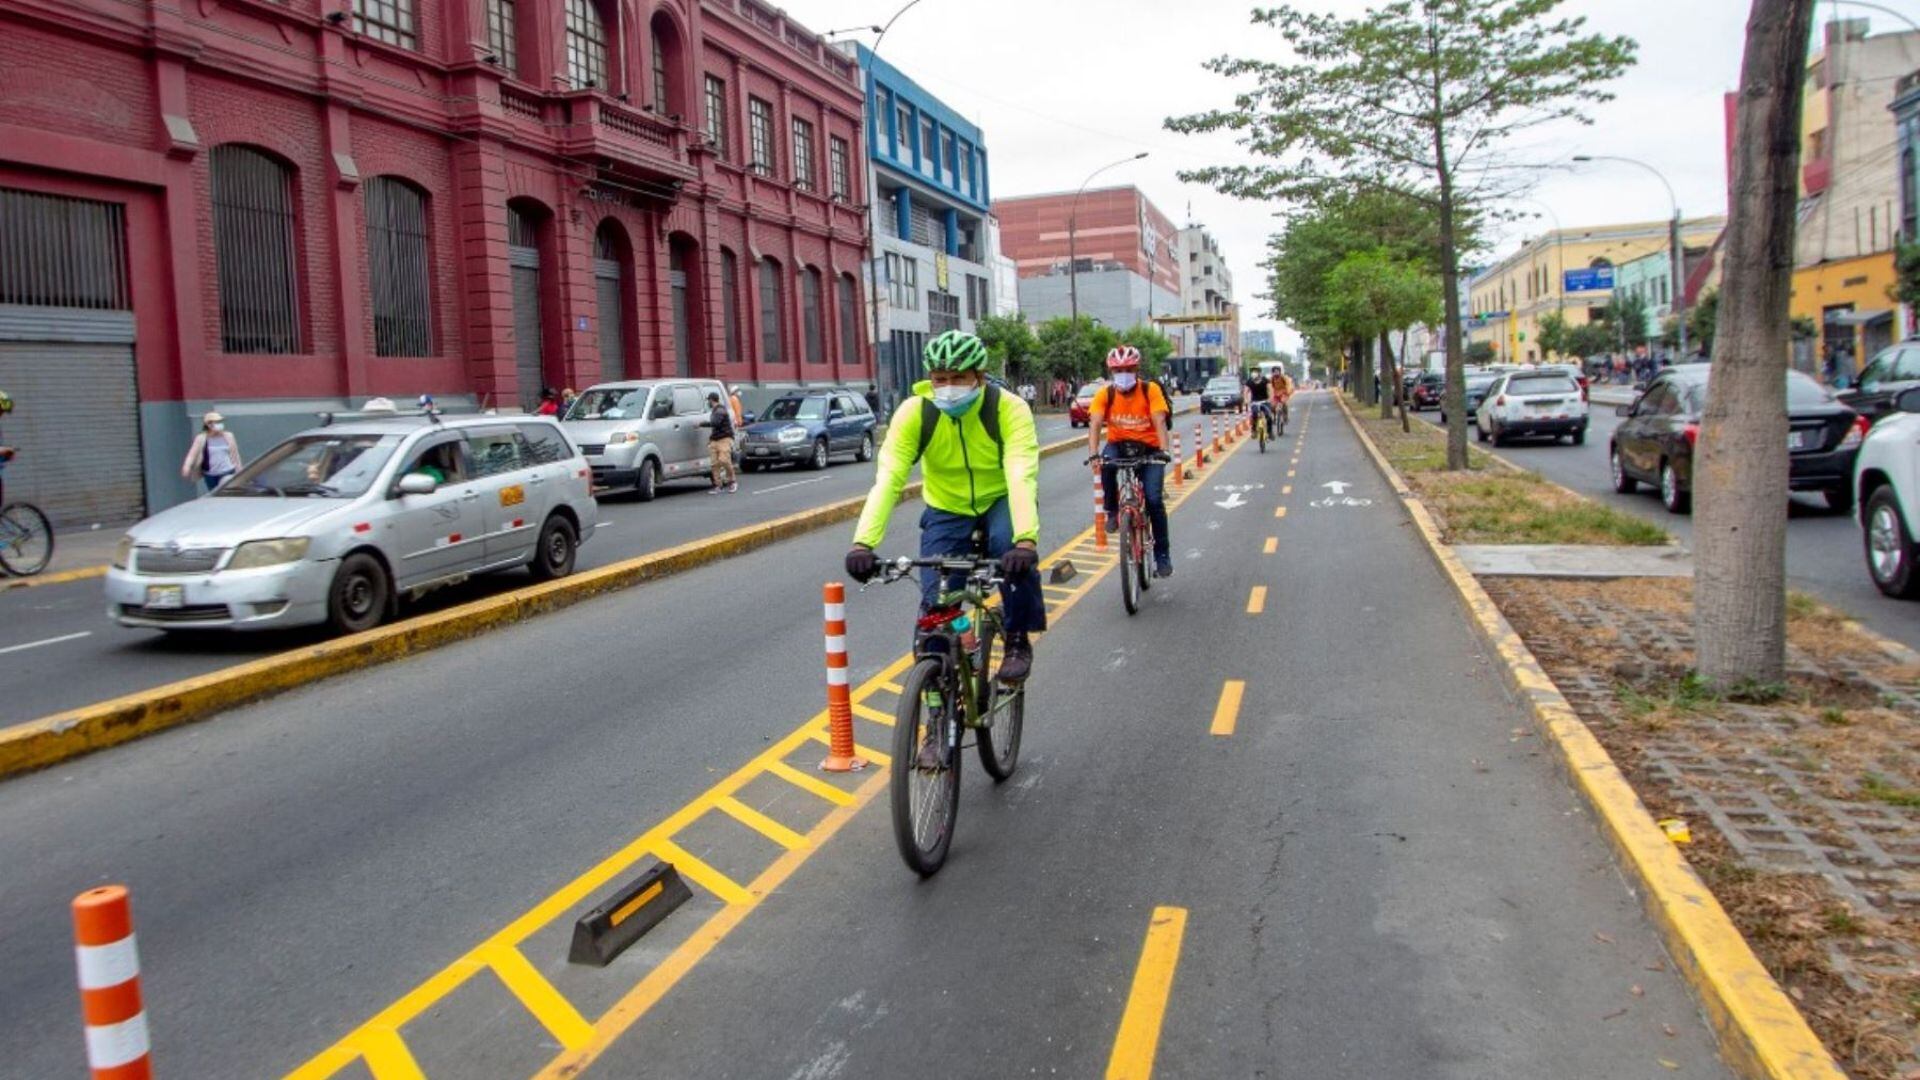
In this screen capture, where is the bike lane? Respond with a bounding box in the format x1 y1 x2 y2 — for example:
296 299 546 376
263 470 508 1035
570 393 1731 1079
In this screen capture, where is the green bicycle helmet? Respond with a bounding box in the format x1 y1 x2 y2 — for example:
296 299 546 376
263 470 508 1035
0 389 11 414
923 330 989 373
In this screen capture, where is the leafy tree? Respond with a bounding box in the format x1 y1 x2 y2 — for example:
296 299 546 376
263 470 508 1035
1563 321 1613 359
1118 324 1176 378
1895 237 1920 312
1466 341 1497 365
1168 0 1637 468
1537 310 1571 360
1688 288 1719 355
976 314 1036 381
1601 292 1652 349
1693 0 1817 688
1034 316 1117 385
1324 249 1442 427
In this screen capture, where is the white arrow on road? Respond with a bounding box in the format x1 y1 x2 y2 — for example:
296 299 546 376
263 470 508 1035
1214 492 1249 510
1321 480 1352 495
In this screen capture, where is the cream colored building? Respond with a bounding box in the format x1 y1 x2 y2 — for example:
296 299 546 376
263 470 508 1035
1466 217 1725 363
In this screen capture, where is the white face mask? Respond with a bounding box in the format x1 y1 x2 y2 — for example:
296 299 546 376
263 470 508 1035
930 383 981 414
209 423 224 433
1113 373 1138 391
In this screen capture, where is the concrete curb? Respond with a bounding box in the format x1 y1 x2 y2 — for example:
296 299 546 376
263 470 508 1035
1333 392 1845 1080
0 428 1117 781
0 564 108 592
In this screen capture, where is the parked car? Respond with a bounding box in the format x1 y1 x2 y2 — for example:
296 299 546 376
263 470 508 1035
1838 338 1920 425
1476 369 1589 446
563 378 732 500
1201 376 1242 414
1069 381 1106 428
1411 372 1445 410
738 389 877 471
105 413 595 634
1538 362 1591 402
1440 373 1500 426
1611 367 1866 515
1854 386 1920 598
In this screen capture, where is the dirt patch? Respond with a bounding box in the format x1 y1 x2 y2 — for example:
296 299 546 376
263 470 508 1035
1486 576 1920 1078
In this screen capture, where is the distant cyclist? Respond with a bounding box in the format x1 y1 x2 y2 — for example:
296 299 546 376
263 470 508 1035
1244 367 1275 437
845 331 1044 684
1088 346 1173 578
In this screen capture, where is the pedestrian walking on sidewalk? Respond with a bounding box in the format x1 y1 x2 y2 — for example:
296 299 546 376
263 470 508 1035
864 382 881 415
182 410 242 492
701 391 738 494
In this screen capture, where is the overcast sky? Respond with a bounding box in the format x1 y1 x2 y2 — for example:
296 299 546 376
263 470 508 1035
786 1 1887 351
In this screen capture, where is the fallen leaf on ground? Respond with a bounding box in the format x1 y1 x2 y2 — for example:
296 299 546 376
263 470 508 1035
1630 984 1644 997
1602 1007 1630 1021
1658 1059 1679 1071
1594 931 1615 944
1663 1024 1677 1038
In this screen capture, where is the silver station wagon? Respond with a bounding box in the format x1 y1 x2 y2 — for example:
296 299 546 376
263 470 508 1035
104 411 597 634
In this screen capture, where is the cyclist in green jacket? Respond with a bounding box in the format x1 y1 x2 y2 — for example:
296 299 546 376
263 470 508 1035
845 330 1044 683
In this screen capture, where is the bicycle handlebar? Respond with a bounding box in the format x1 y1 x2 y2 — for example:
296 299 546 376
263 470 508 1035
869 553 1004 588
1083 452 1174 467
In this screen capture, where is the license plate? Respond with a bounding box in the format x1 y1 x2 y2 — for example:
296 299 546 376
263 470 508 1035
1788 430 1811 451
752 447 773 456
145 585 185 609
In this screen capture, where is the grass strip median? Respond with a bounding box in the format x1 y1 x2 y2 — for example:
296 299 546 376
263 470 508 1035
0 423 1150 782
1336 391 1846 1080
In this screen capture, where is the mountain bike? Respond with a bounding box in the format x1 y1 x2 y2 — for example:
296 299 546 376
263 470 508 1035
868 550 1029 877
1251 404 1272 453
1090 451 1171 616
0 501 53 576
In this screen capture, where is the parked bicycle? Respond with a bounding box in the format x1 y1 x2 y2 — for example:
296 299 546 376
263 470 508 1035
0 500 53 577
1088 451 1171 616
867 548 1048 876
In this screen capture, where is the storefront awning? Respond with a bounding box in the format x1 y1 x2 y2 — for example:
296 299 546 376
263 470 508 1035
1824 308 1892 326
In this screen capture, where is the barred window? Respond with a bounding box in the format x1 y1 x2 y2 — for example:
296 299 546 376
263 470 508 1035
354 0 416 48
748 97 774 176
364 176 434 357
792 119 816 191
828 136 850 200
704 75 728 159
720 247 741 362
759 257 783 364
564 0 607 89
837 273 858 363
485 0 517 74
0 188 129 310
211 145 302 354
801 267 824 363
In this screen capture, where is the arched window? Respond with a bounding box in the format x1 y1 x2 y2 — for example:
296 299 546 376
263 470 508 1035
801 266 825 364
365 177 434 357
837 273 858 364
759 256 784 364
720 247 741 363
506 199 549 409
211 145 302 354
564 0 608 89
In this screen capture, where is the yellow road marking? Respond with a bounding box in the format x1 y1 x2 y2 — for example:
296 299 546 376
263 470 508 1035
806 728 892 767
1286 469 1295 478
712 796 810 851
764 760 858 807
1273 506 1287 519
852 701 897 726
357 1029 427 1080
1281 485 1292 495
1247 587 1267 615
649 840 753 906
875 680 904 694
1104 906 1190 1080
609 881 666 927
1210 680 1245 737
483 944 596 1051
1262 537 1278 555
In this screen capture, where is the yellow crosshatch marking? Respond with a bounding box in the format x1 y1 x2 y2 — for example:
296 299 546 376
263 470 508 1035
285 433 1253 1080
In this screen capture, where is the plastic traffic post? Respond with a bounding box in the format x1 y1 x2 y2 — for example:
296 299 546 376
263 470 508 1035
819 582 865 772
1194 423 1206 468
1169 431 1183 487
1211 415 1222 453
72 885 151 1080
1093 466 1108 549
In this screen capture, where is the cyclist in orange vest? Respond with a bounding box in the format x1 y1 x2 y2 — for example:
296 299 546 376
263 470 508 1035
1087 346 1174 577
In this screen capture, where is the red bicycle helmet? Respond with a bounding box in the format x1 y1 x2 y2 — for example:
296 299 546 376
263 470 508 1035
1105 346 1142 371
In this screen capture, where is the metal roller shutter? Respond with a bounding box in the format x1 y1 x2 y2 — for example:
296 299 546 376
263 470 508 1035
509 244 543 411
595 258 625 383
0 337 142 526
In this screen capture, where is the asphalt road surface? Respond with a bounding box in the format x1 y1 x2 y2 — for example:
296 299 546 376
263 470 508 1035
0 393 1730 1079
1413 404 1918 652
0 410 1111 725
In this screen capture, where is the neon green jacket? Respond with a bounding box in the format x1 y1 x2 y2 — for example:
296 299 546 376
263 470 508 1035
853 381 1041 550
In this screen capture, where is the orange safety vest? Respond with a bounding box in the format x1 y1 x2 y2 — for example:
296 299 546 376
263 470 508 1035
1094 381 1169 449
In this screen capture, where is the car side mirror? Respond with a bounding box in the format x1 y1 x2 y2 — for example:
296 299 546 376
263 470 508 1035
1896 386 1920 414
1615 404 1633 418
398 472 438 496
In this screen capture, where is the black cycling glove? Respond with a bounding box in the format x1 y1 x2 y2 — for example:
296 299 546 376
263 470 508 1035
845 547 878 583
1000 545 1038 578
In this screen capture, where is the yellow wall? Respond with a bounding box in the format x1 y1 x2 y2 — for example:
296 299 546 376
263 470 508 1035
1790 251 1900 361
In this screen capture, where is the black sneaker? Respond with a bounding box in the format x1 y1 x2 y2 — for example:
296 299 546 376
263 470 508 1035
996 640 1033 684
1154 556 1174 578
1105 513 1119 534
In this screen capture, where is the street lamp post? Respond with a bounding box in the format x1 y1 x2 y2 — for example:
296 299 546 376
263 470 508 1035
1068 152 1149 370
1573 154 1687 359
845 0 928 406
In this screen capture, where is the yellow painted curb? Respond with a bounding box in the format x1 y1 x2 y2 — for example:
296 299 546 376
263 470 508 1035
0 564 108 591
0 428 1121 781
1333 391 1844 1080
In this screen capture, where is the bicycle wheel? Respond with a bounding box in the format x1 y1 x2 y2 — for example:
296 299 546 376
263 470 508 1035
1256 415 1267 453
0 504 54 577
1136 517 1153 593
1118 505 1140 615
891 656 961 876
974 620 1024 782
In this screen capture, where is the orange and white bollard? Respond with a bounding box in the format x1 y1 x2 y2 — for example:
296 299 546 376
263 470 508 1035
1212 415 1223 453
1170 431 1183 487
1194 422 1206 468
1093 465 1108 549
72 885 151 1080
819 583 865 772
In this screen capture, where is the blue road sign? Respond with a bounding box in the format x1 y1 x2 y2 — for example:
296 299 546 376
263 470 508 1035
1563 266 1616 292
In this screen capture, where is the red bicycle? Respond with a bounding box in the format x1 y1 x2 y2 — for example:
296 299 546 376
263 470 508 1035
1091 451 1171 615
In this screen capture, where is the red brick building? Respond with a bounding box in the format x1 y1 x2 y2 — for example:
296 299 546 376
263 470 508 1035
993 187 1180 294
0 0 870 523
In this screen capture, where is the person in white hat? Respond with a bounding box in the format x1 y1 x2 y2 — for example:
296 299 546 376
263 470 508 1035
181 410 242 492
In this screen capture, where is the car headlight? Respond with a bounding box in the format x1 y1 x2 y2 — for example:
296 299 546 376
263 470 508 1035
227 538 312 570
112 536 133 570
608 431 638 445
778 426 809 443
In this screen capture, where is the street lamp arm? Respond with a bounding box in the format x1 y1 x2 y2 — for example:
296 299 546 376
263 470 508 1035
1571 154 1678 217
872 0 927 54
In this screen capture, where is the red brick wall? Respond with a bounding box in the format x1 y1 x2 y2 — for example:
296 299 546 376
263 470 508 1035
350 115 466 362
0 23 152 148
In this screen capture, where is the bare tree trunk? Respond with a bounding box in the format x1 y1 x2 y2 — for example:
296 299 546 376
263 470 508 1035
1379 333 1394 420
1693 0 1814 688
1436 174 1468 469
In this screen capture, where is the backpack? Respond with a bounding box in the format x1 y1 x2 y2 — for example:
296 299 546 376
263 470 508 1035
914 383 1003 463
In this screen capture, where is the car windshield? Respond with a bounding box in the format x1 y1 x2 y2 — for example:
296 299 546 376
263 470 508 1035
1505 374 1579 395
1207 378 1239 392
1686 372 1836 410
1418 374 1443 385
762 398 828 422
1076 386 1101 402
567 388 651 421
218 434 399 498
1467 375 1498 390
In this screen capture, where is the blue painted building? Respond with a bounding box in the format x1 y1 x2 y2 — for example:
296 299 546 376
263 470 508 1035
852 45 998 402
